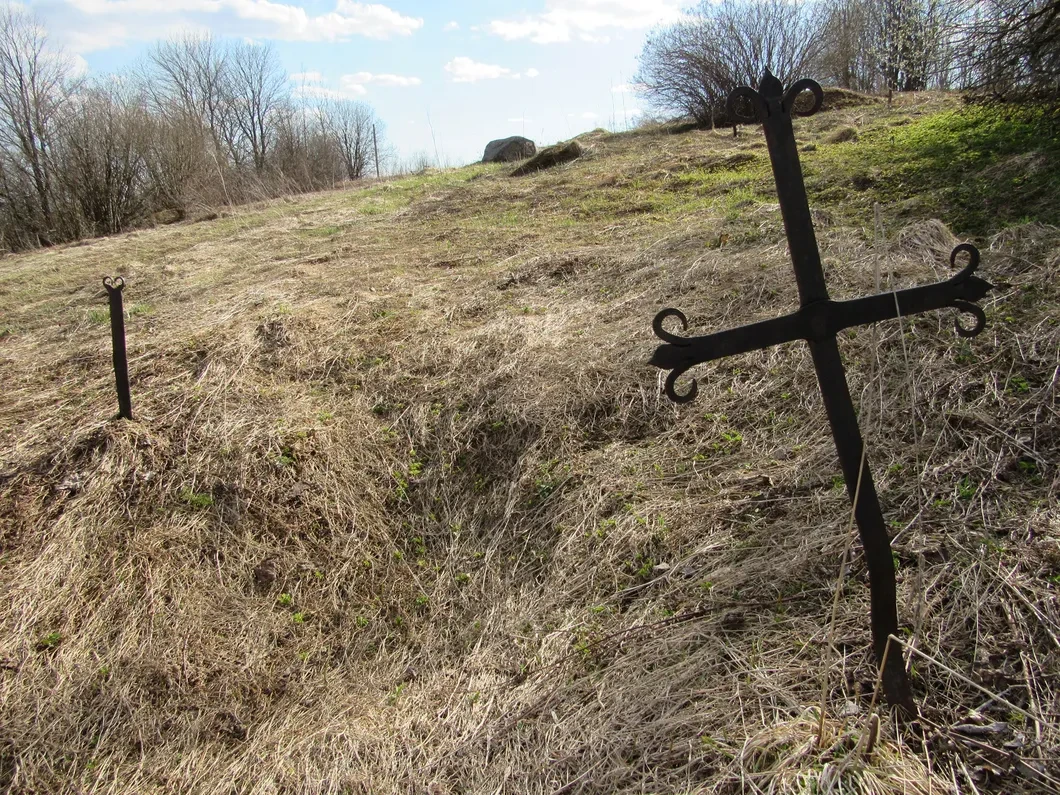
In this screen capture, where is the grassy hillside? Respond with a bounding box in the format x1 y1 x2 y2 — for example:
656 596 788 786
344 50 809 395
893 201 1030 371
1 93 1058 794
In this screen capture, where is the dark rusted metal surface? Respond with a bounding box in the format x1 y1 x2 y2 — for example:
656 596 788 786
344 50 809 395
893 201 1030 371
649 71 994 715
103 276 132 421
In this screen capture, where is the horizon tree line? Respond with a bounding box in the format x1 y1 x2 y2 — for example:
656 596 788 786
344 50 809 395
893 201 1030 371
636 0 1060 126
0 6 388 252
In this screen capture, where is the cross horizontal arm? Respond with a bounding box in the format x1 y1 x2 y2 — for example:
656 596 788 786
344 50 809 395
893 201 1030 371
649 244 992 403
826 244 994 338
649 308 805 372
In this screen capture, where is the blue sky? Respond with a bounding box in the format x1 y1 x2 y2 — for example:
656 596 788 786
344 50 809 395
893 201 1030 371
28 0 687 166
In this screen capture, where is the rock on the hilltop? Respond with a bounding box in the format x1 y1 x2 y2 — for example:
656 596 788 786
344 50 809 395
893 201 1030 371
482 136 537 163
509 140 584 177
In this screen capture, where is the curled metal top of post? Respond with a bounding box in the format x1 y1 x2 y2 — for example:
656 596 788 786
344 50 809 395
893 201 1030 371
103 276 125 291
726 69 824 124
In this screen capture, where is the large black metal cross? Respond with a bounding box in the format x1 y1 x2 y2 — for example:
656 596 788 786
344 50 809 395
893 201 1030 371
648 72 994 714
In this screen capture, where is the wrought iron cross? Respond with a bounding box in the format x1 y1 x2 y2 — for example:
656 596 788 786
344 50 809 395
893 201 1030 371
648 72 993 714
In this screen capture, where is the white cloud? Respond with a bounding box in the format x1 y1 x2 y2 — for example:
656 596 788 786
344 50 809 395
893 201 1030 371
580 111 597 119
294 83 362 100
507 117 532 123
487 0 682 44
291 70 420 99
343 71 421 88
442 20 459 31
444 56 512 83
443 58 538 84
612 82 635 93
54 0 423 52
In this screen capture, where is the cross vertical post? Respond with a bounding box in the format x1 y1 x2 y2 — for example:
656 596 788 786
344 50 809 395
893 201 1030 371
648 72 994 715
103 276 132 421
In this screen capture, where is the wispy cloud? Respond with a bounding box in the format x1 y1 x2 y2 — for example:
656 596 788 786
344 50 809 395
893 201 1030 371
442 20 459 31
291 70 421 99
341 71 422 91
444 57 510 82
294 82 361 100
55 0 423 52
444 58 540 83
487 0 682 44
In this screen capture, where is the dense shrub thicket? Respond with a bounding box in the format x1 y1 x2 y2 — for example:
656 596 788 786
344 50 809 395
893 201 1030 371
0 7 386 251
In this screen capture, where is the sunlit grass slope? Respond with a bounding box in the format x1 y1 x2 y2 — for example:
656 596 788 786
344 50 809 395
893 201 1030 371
1 92 1058 794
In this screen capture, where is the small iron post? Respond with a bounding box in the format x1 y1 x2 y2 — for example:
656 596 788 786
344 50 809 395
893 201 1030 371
373 124 381 180
103 276 132 421
648 72 995 715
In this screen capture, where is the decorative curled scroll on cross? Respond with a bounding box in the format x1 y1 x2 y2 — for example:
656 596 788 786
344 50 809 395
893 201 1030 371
646 71 995 716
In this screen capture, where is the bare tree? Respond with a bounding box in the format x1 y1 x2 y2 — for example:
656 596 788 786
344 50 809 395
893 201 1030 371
318 99 375 181
961 0 1060 102
271 101 340 191
636 0 823 126
56 81 152 236
147 33 240 165
227 41 286 173
0 18 394 249
818 0 879 90
0 5 75 244
862 0 967 91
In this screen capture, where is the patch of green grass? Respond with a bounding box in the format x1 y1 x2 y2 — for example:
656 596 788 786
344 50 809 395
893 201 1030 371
1007 374 1031 394
36 631 62 651
179 488 214 509
808 105 1060 234
714 429 744 454
125 303 153 317
387 683 405 705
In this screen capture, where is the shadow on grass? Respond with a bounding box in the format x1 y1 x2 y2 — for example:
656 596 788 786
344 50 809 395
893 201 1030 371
809 104 1060 237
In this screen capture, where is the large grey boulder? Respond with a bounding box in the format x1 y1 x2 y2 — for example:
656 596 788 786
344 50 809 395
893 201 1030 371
482 136 536 163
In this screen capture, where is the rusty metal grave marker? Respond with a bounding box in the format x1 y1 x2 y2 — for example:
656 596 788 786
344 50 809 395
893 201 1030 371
103 276 133 421
648 72 994 714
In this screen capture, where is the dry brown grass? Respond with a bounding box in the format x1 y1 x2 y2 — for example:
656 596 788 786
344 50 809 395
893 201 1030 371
0 94 1058 794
